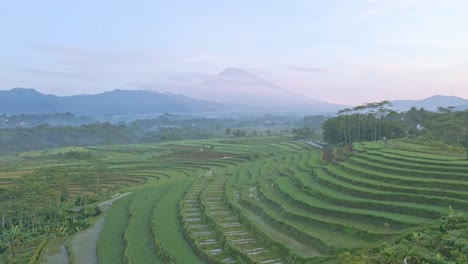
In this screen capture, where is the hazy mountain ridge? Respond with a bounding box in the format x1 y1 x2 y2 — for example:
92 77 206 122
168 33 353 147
0 68 347 115
153 67 347 112
3 71 467 116
199 68 344 111
0 88 224 115
391 95 468 111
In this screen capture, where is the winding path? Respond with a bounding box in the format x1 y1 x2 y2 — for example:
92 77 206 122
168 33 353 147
70 192 132 264
39 192 132 264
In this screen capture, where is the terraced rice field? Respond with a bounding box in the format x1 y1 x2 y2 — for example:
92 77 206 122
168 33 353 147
95 137 295 263
96 139 468 263
5 136 467 263
175 140 468 262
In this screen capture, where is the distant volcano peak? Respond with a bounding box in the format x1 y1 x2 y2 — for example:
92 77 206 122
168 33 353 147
217 67 257 78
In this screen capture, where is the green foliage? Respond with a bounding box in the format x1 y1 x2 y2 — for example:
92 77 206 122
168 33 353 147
323 101 404 145
0 166 97 260
439 206 467 233
338 209 468 264
0 122 138 154
291 126 314 139
338 251 366 264
231 129 247 137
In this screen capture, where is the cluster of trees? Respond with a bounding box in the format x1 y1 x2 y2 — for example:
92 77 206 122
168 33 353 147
224 128 247 137
322 102 468 152
140 127 214 143
0 122 218 155
224 128 275 137
0 123 137 154
400 106 468 147
130 113 301 132
130 113 223 132
0 165 104 259
0 113 306 155
0 113 94 128
291 127 314 139
322 101 405 144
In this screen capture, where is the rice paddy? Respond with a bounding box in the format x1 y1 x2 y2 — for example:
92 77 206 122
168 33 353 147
2 136 467 263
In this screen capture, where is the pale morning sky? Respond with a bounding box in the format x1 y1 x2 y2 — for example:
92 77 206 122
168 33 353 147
1 0 467 105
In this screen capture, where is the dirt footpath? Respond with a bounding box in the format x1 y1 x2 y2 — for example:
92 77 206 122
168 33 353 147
38 237 69 264
39 192 131 264
70 192 132 264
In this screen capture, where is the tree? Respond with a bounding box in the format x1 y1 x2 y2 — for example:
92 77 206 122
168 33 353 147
73 171 94 206
0 188 16 232
352 105 366 142
292 127 314 140
17 171 51 233
375 100 393 140
337 108 352 144
92 162 108 197
322 100 404 145
322 117 342 144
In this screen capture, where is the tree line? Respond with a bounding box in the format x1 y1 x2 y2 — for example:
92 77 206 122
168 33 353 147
322 101 404 144
0 113 309 155
322 101 468 151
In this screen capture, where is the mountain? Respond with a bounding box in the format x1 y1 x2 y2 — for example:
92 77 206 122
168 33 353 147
391 95 468 111
2 69 346 115
0 88 59 114
154 68 346 112
217 67 258 79
0 88 223 115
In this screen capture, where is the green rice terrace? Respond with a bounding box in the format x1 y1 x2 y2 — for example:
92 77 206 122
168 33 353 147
1 136 467 263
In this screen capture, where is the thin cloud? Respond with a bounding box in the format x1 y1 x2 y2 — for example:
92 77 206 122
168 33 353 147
19 68 98 80
291 67 327 73
29 43 195 67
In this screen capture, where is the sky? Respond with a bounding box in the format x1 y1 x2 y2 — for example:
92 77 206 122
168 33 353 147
1 0 468 105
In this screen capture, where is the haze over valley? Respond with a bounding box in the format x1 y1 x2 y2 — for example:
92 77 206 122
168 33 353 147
1 1 468 264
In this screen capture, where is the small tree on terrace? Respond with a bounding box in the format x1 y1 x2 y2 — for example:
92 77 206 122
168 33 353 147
376 100 392 140
73 170 94 205
92 161 108 197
